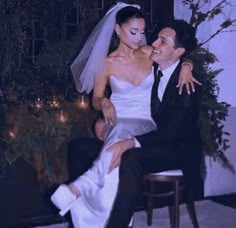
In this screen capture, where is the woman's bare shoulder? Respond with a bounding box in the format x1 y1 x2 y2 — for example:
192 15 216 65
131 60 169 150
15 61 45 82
104 55 116 69
105 52 122 67
140 45 153 56
101 56 116 77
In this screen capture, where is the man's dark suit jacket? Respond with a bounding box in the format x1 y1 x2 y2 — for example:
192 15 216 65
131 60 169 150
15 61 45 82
105 61 203 228
136 61 202 186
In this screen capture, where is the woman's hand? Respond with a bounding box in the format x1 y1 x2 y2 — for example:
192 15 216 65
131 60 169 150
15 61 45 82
177 63 202 95
94 118 108 141
102 98 117 125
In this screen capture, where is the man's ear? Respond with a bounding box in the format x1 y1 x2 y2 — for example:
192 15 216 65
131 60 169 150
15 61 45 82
177 47 185 57
114 24 120 37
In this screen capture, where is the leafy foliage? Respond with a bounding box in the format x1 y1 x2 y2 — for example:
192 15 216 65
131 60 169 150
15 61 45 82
0 0 100 183
182 0 235 172
189 48 233 172
0 100 97 183
0 0 99 103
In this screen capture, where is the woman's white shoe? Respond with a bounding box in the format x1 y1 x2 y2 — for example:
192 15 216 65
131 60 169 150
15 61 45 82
51 184 77 216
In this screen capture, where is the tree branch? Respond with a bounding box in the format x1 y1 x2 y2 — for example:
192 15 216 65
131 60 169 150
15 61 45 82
188 0 231 30
199 19 236 46
205 0 227 16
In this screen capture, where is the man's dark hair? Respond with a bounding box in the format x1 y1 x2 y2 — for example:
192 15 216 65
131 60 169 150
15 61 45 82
164 19 198 56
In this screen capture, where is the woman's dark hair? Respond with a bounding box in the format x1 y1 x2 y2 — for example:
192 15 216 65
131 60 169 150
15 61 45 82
108 6 144 54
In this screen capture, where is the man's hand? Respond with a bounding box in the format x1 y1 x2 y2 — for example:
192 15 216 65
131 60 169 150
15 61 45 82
108 139 135 173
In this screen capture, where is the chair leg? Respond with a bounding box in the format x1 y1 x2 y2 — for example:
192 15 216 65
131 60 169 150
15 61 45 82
146 181 155 226
168 205 175 228
174 181 180 228
186 190 199 228
146 197 153 226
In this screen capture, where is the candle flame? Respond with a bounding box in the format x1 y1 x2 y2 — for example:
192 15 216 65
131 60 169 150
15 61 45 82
35 98 43 108
9 130 16 138
58 110 67 122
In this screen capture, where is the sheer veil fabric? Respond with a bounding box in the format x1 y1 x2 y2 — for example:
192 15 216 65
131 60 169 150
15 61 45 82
70 2 146 94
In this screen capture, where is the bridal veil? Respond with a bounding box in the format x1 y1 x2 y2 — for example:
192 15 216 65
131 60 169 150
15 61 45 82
70 2 144 94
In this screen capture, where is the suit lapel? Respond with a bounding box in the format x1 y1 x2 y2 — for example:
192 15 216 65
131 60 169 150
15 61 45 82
161 63 181 104
151 62 181 123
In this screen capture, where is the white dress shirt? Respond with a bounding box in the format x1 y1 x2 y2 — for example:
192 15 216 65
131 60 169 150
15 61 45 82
134 59 180 148
157 59 180 101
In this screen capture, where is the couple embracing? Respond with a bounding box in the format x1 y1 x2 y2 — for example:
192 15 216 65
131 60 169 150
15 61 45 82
51 2 202 228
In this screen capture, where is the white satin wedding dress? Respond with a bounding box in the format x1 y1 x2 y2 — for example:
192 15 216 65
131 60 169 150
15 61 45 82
70 69 156 228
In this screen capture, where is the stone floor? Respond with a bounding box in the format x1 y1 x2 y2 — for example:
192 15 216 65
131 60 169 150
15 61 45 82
32 199 236 228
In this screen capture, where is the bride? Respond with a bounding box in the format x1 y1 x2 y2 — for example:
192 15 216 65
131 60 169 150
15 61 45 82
51 2 197 228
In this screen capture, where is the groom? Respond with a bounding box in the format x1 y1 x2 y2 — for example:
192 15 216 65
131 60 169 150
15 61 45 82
105 19 203 228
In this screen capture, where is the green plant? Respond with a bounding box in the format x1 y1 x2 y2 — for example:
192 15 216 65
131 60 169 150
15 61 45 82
189 48 233 172
182 0 235 172
0 0 99 103
0 0 100 184
1 99 98 183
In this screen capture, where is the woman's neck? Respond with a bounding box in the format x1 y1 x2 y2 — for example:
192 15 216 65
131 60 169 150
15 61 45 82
117 42 137 58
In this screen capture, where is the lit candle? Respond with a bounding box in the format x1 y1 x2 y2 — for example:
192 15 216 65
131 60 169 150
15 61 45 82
35 98 43 109
58 110 67 122
9 130 16 139
81 96 85 107
75 95 89 109
50 96 60 108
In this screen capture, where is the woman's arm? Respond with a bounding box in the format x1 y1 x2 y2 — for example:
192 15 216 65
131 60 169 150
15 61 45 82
178 60 202 95
92 63 116 125
92 74 109 110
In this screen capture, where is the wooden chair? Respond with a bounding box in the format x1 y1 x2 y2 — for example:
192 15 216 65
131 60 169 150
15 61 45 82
144 169 199 228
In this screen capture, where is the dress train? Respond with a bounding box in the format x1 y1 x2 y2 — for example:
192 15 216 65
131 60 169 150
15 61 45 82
70 118 156 228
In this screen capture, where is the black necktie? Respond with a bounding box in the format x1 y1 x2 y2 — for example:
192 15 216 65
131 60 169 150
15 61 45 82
151 69 163 120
